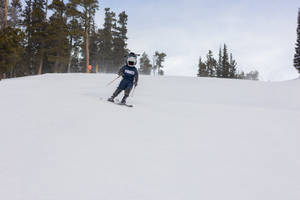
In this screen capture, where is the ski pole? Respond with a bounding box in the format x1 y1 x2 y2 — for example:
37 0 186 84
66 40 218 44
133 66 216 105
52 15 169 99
106 76 120 87
131 86 136 97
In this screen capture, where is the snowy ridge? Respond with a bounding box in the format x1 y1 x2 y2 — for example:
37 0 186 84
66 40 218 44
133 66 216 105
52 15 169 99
0 73 300 200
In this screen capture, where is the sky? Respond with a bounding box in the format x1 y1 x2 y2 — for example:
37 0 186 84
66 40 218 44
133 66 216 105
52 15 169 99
94 0 300 81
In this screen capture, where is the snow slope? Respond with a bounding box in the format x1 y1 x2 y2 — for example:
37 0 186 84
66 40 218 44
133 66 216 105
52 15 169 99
0 73 300 200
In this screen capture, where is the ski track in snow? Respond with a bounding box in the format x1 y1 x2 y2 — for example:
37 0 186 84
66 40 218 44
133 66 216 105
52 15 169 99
0 73 300 200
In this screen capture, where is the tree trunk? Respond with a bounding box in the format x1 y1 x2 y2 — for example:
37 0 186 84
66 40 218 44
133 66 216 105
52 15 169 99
67 50 72 73
85 28 89 73
4 0 9 28
67 36 73 73
44 0 48 22
37 52 43 74
10 67 13 78
53 59 59 73
37 0 48 75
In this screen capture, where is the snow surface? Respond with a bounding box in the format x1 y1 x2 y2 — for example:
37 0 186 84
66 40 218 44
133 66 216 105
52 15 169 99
0 73 300 200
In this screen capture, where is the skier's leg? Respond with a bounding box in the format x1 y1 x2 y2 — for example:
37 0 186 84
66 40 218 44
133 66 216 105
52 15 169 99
121 86 132 104
108 80 126 102
108 88 122 102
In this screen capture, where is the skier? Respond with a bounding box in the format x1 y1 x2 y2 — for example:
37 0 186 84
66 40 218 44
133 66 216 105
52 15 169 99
108 52 139 104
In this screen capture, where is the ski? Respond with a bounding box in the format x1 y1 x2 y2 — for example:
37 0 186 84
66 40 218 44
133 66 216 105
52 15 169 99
115 102 133 107
114 99 133 107
100 97 133 107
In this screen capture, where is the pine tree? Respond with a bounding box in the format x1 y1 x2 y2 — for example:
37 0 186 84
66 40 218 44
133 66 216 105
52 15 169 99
245 70 259 80
206 50 216 77
139 52 152 75
36 0 48 75
83 0 99 73
31 0 46 74
154 51 166 76
65 0 83 73
69 0 99 73
8 0 22 28
0 0 4 29
1 0 9 28
112 11 128 71
99 8 115 73
294 8 300 73
236 71 245 79
229 53 237 78
89 25 99 72
46 0 69 73
70 46 81 72
3 0 23 77
0 27 24 79
216 47 222 77
22 0 34 75
197 57 207 77
222 44 230 78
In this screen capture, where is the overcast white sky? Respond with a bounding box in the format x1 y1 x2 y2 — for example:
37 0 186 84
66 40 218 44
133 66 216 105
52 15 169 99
94 0 299 81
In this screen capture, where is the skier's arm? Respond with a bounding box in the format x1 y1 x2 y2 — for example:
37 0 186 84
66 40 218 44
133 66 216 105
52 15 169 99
134 69 139 87
118 66 125 77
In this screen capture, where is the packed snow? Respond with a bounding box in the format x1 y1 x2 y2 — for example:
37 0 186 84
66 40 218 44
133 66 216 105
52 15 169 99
0 73 300 200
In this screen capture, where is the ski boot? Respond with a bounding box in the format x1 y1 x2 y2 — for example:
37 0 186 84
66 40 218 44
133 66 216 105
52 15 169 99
120 94 129 105
108 89 122 103
107 97 114 103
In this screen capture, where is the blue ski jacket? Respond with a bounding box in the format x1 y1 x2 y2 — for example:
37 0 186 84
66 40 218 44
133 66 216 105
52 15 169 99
118 65 139 84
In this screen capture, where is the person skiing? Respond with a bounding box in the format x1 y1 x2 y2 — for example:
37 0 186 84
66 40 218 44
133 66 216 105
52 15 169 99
108 52 139 104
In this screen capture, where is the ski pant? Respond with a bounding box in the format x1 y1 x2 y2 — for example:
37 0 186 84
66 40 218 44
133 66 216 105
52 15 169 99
112 79 133 98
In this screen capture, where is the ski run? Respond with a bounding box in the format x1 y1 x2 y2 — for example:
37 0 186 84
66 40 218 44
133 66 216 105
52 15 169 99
0 73 300 200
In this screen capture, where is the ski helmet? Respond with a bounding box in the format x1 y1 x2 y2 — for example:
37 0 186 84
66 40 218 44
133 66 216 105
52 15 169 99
127 53 137 67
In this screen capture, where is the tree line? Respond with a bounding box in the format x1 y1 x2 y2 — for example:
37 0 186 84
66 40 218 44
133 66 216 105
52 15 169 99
197 44 259 80
1 0 162 80
0 0 96 79
4 1 298 80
